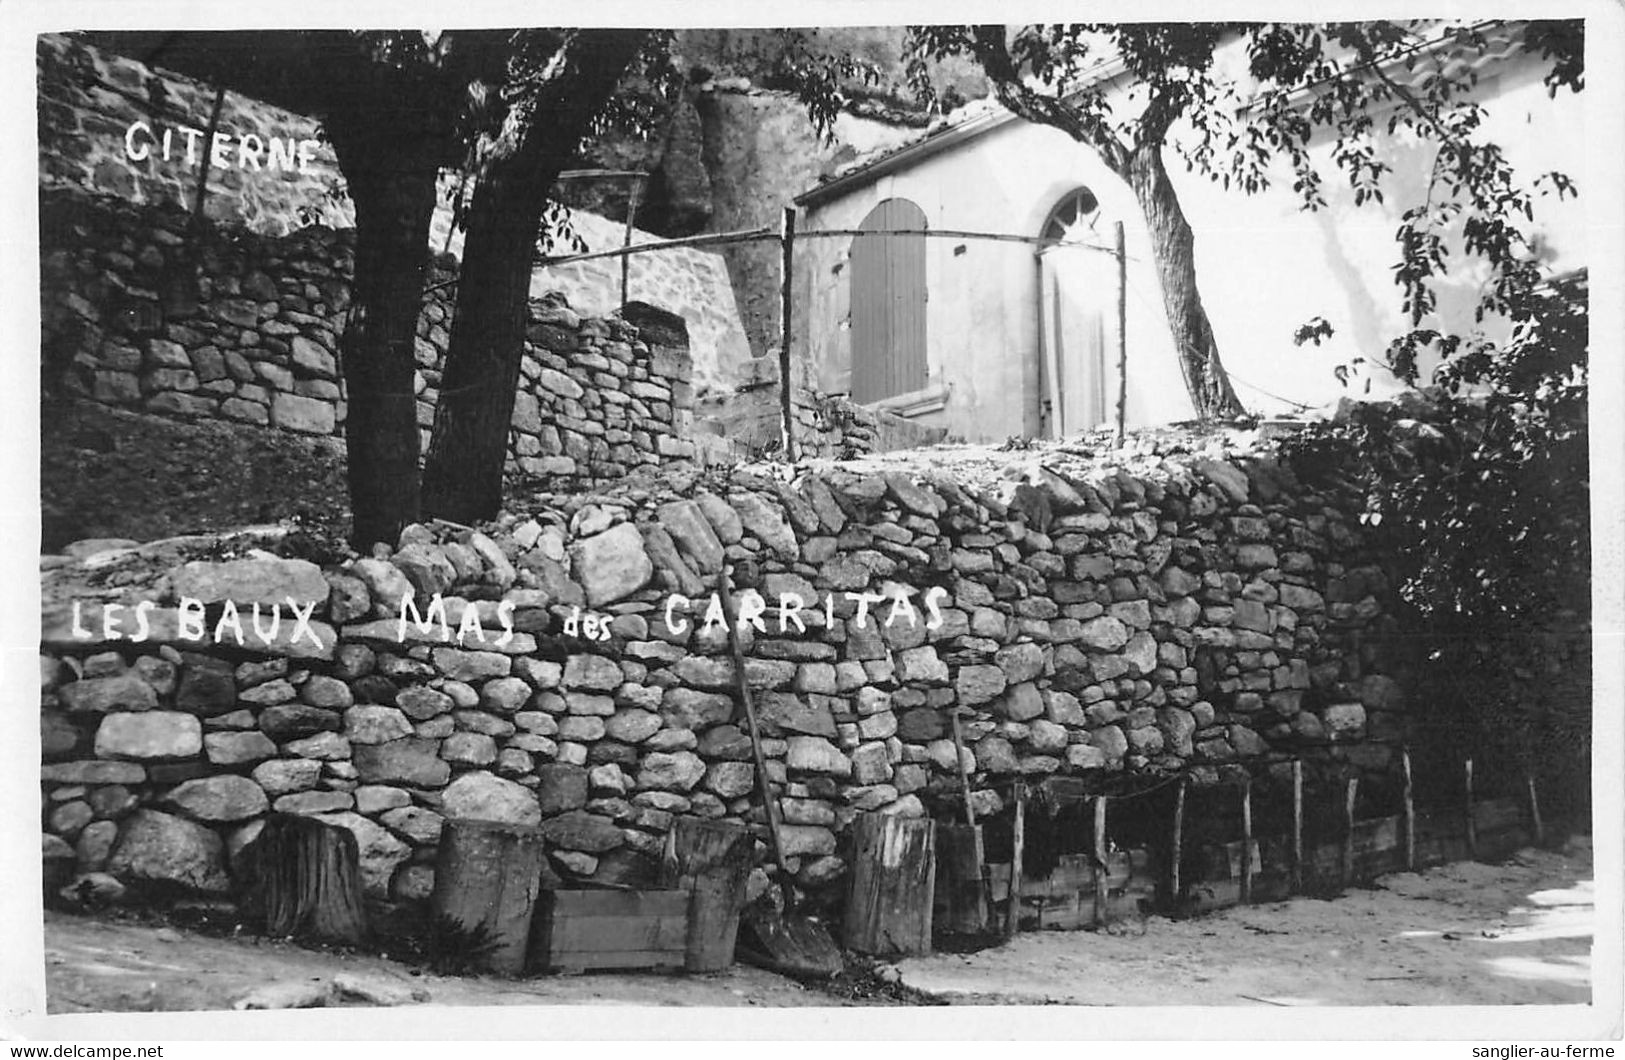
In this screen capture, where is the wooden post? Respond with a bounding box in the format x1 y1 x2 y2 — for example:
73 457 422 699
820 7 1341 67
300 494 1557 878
660 817 753 972
247 814 368 945
620 176 643 308
1170 776 1187 908
1465 757 1479 860
948 710 989 927
432 818 550 976
1005 781 1026 938
1342 776 1359 886
1240 778 1254 905
1527 771 1546 846
778 205 798 462
1291 760 1304 891
844 813 936 957
1401 747 1416 871
1092 796 1109 926
1114 219 1128 448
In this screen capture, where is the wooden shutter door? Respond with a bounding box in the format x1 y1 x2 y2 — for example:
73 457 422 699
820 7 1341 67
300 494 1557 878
850 198 928 403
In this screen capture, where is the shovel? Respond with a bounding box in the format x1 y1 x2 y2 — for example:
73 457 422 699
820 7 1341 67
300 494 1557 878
717 566 845 979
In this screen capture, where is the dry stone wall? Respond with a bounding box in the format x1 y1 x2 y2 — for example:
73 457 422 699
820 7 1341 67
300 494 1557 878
40 189 696 488
40 450 1406 906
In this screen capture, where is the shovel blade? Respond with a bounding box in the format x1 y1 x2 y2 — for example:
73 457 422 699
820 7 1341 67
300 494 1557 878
739 907 845 979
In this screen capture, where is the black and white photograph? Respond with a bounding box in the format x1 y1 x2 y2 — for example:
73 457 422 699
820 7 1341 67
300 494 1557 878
3 0 1620 1044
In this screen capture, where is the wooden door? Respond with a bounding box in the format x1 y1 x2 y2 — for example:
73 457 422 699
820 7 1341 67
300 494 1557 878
850 198 928 403
1038 244 1116 437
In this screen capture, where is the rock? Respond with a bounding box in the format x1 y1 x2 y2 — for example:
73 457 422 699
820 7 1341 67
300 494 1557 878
232 980 338 1011
704 761 756 798
539 810 625 853
441 770 541 826
480 677 533 714
353 738 451 787
1002 682 1045 722
431 648 511 682
785 736 851 777
203 730 278 765
975 736 1018 773
175 657 238 715
995 643 1046 683
310 811 412 898
732 492 799 559
605 709 662 744
562 654 623 692
396 686 454 720
1121 631 1158 675
59 674 158 714
894 646 949 684
59 870 125 906
106 809 230 893
273 791 354 815
40 759 146 785
351 558 415 615
661 688 734 730
1027 719 1069 753
779 825 836 857
441 731 498 766
569 523 652 607
636 751 707 791
851 743 892 785
344 705 414 745
1066 744 1108 769
392 544 457 598
755 692 837 738
168 557 329 608
955 665 1007 705
282 732 351 760
163 775 269 822
1079 616 1130 651
301 675 354 709
94 712 201 760
657 499 725 573
380 807 444 846
260 704 342 740
332 974 430 1007
1322 702 1367 739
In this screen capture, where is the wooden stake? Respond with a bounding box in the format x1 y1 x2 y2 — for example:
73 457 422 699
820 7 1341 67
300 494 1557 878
1170 776 1187 907
1005 781 1026 938
1527 771 1546 846
1401 747 1416 871
1465 757 1478 860
1092 796 1108 926
1342 776 1359 886
1291 760 1304 891
778 205 798 462
1114 219 1128 448
949 710 990 919
1240 777 1254 905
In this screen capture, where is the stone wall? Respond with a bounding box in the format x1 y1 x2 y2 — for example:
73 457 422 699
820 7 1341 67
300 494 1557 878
39 447 1408 906
40 189 695 488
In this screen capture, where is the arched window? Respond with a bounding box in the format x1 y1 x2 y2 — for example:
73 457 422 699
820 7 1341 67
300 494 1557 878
1041 185 1102 244
850 198 928 404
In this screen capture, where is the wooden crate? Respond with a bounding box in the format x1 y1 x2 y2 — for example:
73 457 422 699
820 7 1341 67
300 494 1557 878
530 888 690 974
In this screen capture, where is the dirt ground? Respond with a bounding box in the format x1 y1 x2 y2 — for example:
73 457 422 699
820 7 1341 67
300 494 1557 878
37 838 1593 1014
896 837 1596 1006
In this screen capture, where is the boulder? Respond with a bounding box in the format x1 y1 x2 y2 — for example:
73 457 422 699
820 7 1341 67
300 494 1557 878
440 770 541 826
167 557 329 608
94 712 201 760
106 809 230 893
636 751 707 792
539 810 624 853
785 736 851 777
344 705 414 745
569 523 652 607
204 730 278 765
352 738 451 787
313 811 412 898
59 674 157 714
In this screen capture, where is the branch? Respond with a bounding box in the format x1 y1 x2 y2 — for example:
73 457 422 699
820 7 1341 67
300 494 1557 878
967 25 1130 175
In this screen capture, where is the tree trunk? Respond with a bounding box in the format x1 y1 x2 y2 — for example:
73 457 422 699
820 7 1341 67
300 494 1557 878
247 814 369 945
420 30 649 525
1126 143 1247 421
660 817 754 972
325 112 440 550
431 818 551 976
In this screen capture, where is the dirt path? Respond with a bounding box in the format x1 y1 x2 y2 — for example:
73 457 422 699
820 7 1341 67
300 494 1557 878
38 839 1592 1014
894 839 1594 1006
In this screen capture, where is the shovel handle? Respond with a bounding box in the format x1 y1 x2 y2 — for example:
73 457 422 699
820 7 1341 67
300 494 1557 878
719 567 792 876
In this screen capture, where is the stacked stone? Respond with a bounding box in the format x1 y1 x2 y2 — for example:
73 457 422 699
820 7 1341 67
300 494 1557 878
37 34 349 235
42 191 352 436
39 452 1403 905
42 190 698 488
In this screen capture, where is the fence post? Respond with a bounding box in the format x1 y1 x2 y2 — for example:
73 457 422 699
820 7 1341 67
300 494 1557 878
1342 775 1359 886
1115 219 1128 448
1005 780 1026 938
1465 757 1478 860
778 205 797 462
1170 775 1187 909
1401 746 1416 871
1092 795 1108 925
1240 776 1254 904
1290 759 1304 891
1526 770 1546 846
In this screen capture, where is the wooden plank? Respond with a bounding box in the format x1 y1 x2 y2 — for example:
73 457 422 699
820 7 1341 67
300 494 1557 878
1465 757 1479 859
1093 796 1108 925
1528 772 1546 846
661 817 752 972
1343 776 1359 886
1171 776 1187 905
1402 747 1416 871
844 813 936 957
545 889 690 918
1291 760 1304 891
1240 779 1254 904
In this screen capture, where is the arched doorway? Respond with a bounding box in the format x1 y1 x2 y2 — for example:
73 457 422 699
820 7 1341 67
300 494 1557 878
1037 186 1117 437
850 198 928 404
